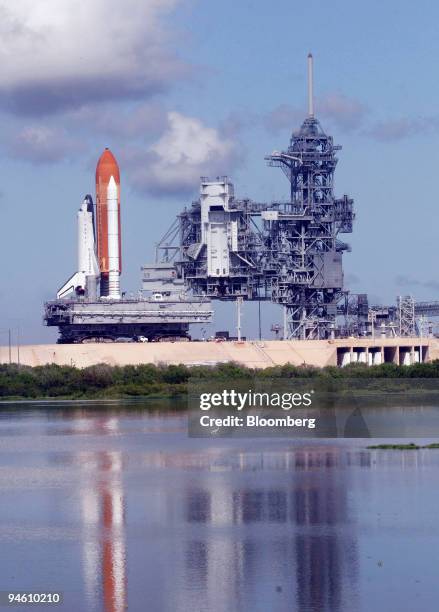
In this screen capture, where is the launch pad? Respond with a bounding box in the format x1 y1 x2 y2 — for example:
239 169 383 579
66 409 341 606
154 53 354 340
44 54 439 346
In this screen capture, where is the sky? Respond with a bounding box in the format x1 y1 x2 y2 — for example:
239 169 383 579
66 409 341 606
1 0 439 343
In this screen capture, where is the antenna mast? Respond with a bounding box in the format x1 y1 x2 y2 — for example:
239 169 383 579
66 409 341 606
307 53 314 117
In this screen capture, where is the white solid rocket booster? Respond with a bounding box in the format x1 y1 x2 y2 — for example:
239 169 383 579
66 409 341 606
107 176 121 299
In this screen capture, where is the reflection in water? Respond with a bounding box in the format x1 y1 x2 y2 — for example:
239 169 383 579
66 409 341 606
36 406 370 611
175 448 360 612
101 452 126 612
7 407 433 611
61 408 361 612
75 418 127 612
67 416 361 612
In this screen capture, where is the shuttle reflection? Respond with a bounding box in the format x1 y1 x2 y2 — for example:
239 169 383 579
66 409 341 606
75 417 127 612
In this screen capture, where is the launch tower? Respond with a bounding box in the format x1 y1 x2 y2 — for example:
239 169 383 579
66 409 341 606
168 54 354 339
264 54 354 338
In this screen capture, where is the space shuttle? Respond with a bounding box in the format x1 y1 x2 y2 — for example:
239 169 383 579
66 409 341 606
57 148 122 300
57 195 100 299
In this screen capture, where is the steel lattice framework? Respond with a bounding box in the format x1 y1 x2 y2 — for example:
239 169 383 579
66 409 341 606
158 55 355 339
397 295 416 337
263 111 354 338
177 189 268 300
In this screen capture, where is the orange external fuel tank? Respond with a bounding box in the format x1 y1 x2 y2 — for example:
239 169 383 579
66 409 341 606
95 148 121 298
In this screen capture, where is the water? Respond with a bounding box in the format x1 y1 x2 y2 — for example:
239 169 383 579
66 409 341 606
0 401 439 611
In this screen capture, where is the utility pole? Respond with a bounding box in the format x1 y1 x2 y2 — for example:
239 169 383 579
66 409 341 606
8 328 11 364
17 327 20 367
258 299 262 340
236 297 243 342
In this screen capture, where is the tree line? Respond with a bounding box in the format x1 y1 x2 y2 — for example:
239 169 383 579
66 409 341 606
1 360 439 400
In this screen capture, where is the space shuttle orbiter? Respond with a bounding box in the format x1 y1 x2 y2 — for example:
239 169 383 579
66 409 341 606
57 195 100 299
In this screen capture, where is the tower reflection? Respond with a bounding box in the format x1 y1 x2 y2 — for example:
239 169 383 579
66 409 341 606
63 409 363 611
180 446 360 612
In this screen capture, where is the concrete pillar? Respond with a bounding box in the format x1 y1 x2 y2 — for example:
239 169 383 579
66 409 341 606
402 351 411 366
358 349 367 363
341 351 350 367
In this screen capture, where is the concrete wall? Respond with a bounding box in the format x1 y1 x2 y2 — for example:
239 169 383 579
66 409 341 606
1 337 438 369
0 339 337 369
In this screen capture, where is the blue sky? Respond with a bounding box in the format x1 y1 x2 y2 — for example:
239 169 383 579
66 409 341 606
1 0 438 343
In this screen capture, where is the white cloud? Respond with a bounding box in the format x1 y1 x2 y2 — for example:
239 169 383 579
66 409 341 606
7 108 242 189
264 94 367 134
66 102 169 139
125 111 241 196
395 274 439 291
367 117 428 142
0 0 187 115
152 111 234 165
9 125 82 163
263 104 304 134
318 93 367 132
